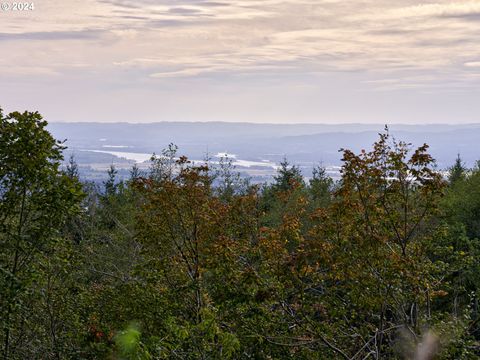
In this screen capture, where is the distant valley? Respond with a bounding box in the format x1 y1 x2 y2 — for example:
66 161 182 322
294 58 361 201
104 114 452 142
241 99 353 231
47 122 480 182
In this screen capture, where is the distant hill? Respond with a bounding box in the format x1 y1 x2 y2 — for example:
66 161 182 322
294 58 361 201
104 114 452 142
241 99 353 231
47 122 480 181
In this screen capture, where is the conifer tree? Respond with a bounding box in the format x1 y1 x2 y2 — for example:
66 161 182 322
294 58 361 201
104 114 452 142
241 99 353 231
448 154 467 185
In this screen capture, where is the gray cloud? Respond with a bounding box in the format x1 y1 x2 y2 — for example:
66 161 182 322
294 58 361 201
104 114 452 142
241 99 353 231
440 13 480 21
99 0 228 8
0 30 105 41
202 2 229 7
1 0 480 123
169 7 204 15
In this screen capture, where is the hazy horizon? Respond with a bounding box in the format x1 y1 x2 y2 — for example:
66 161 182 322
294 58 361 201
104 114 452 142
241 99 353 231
45 120 480 126
47 122 480 175
46 120 480 125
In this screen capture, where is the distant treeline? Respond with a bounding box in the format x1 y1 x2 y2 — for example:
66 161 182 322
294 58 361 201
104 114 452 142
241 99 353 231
1 108 480 359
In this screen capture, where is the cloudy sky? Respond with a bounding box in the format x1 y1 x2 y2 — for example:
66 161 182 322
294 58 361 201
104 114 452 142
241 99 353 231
1 0 480 123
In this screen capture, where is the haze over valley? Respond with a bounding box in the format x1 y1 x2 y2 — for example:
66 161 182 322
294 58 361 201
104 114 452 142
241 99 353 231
49 121 480 182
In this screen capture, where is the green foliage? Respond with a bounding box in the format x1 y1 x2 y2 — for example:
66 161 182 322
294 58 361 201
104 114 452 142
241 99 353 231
448 154 467 185
309 164 333 207
0 108 84 359
273 157 304 192
65 154 80 180
1 109 479 359
104 164 119 196
115 323 151 360
444 166 480 239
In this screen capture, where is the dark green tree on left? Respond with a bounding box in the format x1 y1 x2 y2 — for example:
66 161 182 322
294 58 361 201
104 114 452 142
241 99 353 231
0 108 84 359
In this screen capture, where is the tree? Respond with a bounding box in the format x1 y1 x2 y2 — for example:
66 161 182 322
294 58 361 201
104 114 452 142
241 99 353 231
272 157 304 192
129 164 141 182
304 131 453 358
104 164 118 196
134 155 242 357
444 166 480 239
309 164 333 207
65 154 80 180
448 154 467 185
0 109 83 359
213 155 248 201
260 157 306 228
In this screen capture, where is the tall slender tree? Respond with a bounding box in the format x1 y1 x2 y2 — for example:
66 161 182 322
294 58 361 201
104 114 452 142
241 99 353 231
0 109 83 359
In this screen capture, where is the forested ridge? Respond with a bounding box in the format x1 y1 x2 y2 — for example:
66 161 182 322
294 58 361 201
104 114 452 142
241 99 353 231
1 109 480 359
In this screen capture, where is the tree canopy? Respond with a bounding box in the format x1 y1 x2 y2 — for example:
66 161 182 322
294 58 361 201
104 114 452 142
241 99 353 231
1 108 480 359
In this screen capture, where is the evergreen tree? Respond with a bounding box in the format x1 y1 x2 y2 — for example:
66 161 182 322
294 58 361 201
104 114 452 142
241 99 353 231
65 154 79 179
272 157 304 192
448 154 467 185
309 164 333 206
129 163 141 182
104 164 118 196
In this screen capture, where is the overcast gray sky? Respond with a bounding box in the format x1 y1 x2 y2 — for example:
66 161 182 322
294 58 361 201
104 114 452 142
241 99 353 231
1 0 480 123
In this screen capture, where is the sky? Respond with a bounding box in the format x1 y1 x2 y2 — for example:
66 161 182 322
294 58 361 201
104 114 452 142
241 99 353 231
1 0 480 124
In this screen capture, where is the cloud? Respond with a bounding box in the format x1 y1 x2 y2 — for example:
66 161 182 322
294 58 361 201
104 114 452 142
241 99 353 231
150 68 210 78
0 66 59 77
464 61 480 68
1 0 480 123
395 2 480 19
0 30 105 41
